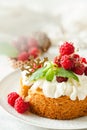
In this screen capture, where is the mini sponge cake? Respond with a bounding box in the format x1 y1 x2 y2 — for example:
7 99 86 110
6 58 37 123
20 79 87 120
19 42 87 120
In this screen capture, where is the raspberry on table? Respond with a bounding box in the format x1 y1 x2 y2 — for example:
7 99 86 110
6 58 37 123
56 76 68 83
14 97 29 114
18 52 29 61
59 42 74 55
7 92 19 107
60 55 74 70
73 63 85 75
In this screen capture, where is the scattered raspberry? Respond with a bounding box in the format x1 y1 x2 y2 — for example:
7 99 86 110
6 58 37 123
53 56 61 67
56 76 68 83
18 52 29 61
29 47 40 58
14 97 29 114
59 42 74 55
73 63 85 75
84 66 87 76
7 92 19 107
60 55 74 70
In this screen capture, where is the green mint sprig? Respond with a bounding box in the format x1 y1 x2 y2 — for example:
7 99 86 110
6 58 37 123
29 62 79 82
56 68 79 82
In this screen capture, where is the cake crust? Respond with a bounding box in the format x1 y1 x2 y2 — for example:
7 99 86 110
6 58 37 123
28 90 87 120
19 78 87 120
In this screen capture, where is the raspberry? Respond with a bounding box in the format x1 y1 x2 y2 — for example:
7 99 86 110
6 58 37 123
14 97 29 113
18 52 29 61
29 47 40 58
84 66 87 76
7 92 19 107
73 63 85 75
53 56 61 67
73 54 80 59
60 55 74 70
59 42 74 55
81 57 87 64
56 76 68 83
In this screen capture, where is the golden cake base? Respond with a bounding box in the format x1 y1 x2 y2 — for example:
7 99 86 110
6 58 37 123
19 79 87 120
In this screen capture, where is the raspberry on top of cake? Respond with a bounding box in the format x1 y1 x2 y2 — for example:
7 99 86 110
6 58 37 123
20 42 87 101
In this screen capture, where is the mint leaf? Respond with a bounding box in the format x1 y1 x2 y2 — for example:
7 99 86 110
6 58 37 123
46 68 54 81
43 62 53 73
56 68 79 82
29 62 79 82
0 43 18 57
29 67 45 81
29 62 54 81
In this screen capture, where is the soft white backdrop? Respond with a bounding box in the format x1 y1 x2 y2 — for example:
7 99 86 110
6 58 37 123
0 0 87 48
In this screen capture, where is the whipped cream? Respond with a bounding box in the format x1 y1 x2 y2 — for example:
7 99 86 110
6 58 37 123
22 70 87 100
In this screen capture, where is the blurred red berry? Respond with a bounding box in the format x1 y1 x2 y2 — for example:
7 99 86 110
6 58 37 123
60 55 74 70
59 42 74 55
18 52 29 61
56 76 68 83
84 66 87 76
29 47 40 58
7 92 19 107
28 38 38 49
14 97 29 114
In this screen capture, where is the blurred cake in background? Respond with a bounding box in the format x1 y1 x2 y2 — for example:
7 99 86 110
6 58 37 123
9 32 51 68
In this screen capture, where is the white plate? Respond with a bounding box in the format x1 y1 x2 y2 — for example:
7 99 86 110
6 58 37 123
0 71 87 130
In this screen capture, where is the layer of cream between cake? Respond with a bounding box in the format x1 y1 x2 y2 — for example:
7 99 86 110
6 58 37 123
21 70 87 101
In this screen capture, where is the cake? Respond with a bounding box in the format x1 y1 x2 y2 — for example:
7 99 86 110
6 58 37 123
10 32 51 69
7 42 87 120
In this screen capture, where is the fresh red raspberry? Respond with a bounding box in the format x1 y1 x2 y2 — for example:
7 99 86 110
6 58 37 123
59 42 74 55
60 55 74 70
81 57 87 64
14 97 29 114
18 52 29 61
7 92 19 107
73 54 80 59
56 76 68 83
53 56 61 67
29 47 40 58
73 63 85 75
84 66 87 76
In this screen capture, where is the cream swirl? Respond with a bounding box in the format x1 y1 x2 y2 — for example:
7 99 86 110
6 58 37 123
22 70 87 100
